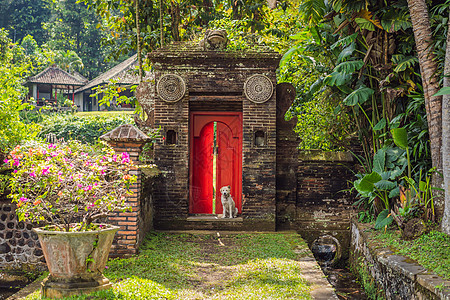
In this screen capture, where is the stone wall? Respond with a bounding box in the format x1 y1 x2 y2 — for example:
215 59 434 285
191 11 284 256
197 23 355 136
275 83 298 230
0 201 45 271
350 221 450 300
293 150 357 262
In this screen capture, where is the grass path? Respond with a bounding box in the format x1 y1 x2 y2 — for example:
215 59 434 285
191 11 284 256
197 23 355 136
24 232 328 300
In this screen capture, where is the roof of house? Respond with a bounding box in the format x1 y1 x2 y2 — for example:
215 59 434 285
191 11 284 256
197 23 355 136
26 66 88 86
75 54 140 93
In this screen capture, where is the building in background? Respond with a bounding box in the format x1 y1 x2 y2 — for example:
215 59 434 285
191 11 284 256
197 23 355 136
74 54 140 112
24 65 87 108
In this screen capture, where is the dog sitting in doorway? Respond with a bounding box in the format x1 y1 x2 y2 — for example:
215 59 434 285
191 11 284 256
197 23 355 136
220 185 238 218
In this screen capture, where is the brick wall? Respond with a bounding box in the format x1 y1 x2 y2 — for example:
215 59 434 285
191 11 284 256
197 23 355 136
100 124 152 257
242 81 277 224
152 83 190 222
294 150 357 261
296 151 355 207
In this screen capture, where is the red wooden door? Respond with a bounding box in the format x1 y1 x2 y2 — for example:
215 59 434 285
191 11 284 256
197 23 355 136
215 122 241 214
190 112 242 214
190 121 214 213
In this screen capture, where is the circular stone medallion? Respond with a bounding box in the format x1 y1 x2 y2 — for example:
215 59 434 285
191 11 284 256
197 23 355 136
244 74 274 103
157 74 186 103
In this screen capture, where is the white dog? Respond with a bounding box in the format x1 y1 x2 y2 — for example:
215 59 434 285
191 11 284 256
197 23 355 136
220 185 238 218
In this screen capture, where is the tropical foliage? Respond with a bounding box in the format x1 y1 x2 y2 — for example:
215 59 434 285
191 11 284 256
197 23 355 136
38 113 134 144
0 29 40 161
2 0 450 232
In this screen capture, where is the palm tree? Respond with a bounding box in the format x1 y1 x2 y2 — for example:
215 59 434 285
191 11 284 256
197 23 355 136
54 50 84 73
442 13 450 234
406 0 442 174
406 0 448 229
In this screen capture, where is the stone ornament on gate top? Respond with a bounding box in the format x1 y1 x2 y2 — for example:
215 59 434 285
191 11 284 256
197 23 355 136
156 74 186 103
244 74 274 104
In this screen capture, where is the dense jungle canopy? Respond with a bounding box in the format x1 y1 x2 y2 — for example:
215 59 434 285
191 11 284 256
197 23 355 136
1 0 450 233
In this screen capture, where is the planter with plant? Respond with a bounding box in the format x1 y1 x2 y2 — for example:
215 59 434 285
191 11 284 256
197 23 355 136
3 141 136 298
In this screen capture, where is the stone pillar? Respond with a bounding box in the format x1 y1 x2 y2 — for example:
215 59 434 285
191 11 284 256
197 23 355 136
275 83 299 230
100 124 151 257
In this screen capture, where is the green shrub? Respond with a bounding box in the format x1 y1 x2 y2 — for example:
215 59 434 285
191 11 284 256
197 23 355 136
292 96 352 151
0 29 40 160
38 113 134 144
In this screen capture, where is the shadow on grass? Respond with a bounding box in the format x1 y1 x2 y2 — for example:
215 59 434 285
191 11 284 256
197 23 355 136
29 232 312 300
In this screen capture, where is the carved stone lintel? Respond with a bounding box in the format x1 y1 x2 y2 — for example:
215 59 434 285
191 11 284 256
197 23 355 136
276 83 298 140
135 82 155 127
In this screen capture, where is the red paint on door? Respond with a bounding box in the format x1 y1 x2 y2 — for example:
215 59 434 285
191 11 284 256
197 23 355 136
190 112 242 214
190 121 214 213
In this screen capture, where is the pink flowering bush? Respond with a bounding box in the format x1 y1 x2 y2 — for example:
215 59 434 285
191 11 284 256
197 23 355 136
4 141 136 232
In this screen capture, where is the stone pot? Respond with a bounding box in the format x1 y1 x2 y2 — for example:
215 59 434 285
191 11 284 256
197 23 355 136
33 224 119 299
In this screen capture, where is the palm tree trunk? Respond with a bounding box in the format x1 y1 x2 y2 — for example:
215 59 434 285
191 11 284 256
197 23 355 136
135 0 143 82
406 0 444 220
170 1 180 41
442 12 450 234
406 0 442 172
160 0 163 46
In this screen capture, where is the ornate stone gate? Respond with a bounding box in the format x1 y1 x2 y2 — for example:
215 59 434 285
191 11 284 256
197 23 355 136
137 40 297 230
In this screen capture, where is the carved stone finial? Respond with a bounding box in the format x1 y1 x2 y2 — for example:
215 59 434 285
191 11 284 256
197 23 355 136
199 29 228 51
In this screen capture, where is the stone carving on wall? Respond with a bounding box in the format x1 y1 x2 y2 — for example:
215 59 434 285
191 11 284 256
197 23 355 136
156 74 186 103
199 29 228 50
244 74 274 104
135 82 155 127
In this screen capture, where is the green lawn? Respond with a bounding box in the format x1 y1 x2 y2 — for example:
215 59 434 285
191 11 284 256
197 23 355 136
24 232 314 300
371 229 450 280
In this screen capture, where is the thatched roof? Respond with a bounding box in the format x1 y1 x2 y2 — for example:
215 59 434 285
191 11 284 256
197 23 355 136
76 54 140 93
26 66 88 86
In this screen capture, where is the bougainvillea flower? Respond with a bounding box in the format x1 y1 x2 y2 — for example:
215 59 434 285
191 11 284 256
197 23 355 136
8 141 136 232
42 166 50 175
121 152 130 164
